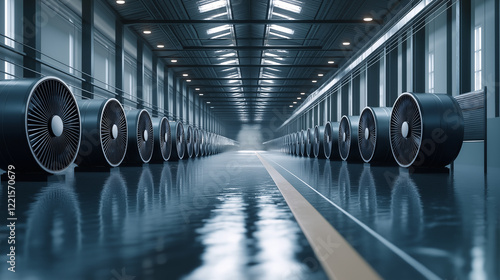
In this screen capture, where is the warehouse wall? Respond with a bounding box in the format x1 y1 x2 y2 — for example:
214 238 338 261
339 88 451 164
278 0 499 169
0 0 226 136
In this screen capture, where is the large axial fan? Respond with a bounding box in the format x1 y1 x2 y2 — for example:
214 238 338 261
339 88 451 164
338 115 362 161
390 93 464 168
0 77 81 174
151 117 171 162
324 121 339 160
194 128 200 157
169 121 185 160
358 107 394 164
186 125 195 158
124 109 154 164
299 130 306 157
199 130 206 156
313 125 326 158
306 128 314 157
77 98 128 168
295 132 301 156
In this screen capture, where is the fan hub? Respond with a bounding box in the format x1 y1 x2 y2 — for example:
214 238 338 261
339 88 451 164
143 130 149 142
342 132 346 142
401 121 409 138
164 133 168 142
111 124 118 139
364 128 369 140
50 115 64 137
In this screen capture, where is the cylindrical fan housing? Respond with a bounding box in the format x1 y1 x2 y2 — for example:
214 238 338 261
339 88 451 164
313 125 326 158
389 92 464 168
0 77 81 174
124 109 154 164
339 115 362 162
358 107 394 164
151 117 171 162
194 128 200 157
306 128 314 157
186 125 194 158
299 130 306 157
295 132 301 156
169 121 185 160
324 121 340 160
77 98 127 167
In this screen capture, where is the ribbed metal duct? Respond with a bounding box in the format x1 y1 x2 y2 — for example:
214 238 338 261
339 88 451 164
0 77 81 174
186 125 194 158
194 128 200 157
306 128 314 157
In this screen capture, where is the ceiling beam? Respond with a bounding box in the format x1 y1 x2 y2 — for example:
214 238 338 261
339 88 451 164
185 77 318 81
123 19 379 25
155 46 351 51
159 55 346 59
170 64 338 68
187 85 315 88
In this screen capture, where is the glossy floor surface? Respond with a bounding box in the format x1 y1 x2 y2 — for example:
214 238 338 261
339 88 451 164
0 151 498 280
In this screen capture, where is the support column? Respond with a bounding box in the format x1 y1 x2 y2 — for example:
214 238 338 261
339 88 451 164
82 0 94 99
23 0 41 78
136 40 143 109
115 20 124 103
152 55 158 116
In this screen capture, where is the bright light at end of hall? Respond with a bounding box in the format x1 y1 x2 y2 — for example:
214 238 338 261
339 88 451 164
116 0 125 4
342 41 351 46
143 30 152 34
363 17 373 22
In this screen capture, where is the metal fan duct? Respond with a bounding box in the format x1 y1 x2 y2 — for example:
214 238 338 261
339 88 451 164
124 109 154 164
313 125 326 158
0 77 81 174
77 98 127 167
338 115 362 162
358 107 394 164
324 121 340 160
169 121 185 160
151 117 171 162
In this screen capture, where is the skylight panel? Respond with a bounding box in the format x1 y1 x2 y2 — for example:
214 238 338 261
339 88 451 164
211 32 231 39
205 12 227 20
273 0 302 13
220 52 236 57
270 25 294 35
269 32 291 39
207 25 230 35
272 12 295 20
198 0 226 13
220 59 238 65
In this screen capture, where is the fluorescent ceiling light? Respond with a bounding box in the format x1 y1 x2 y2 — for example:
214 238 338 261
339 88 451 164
198 0 226 13
195 88 200 90
274 0 302 13
312 80 317 83
221 67 237 72
293 101 297 104
263 59 281 65
342 42 351 46
116 0 125 4
183 73 189 77
205 12 227 20
264 52 279 57
157 44 165 48
220 59 238 65
207 25 230 35
199 93 204 96
186 80 192 82
318 73 324 77
207 101 211 104
269 32 291 39
270 25 294 35
211 32 231 39
272 12 295 20
289 105 293 107
328 60 335 64
143 30 152 34
297 97 301 99
220 52 236 57
171 59 178 63
300 92 305 95
261 80 274 84
363 17 373 22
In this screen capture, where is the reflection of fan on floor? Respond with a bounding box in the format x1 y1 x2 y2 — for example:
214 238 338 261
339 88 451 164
389 90 486 169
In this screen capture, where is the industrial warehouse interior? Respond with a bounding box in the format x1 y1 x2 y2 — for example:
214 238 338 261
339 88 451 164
0 0 499 279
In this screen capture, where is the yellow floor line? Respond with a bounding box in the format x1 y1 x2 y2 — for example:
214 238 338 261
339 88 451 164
256 153 381 280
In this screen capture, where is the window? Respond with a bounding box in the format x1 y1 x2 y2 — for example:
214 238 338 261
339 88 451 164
4 0 14 47
474 26 482 91
4 61 14 79
428 52 435 93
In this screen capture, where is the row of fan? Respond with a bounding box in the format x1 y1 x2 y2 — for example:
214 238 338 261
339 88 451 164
0 76 234 175
267 89 486 169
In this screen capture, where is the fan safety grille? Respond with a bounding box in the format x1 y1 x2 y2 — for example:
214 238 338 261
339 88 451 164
101 99 127 166
27 78 81 172
358 109 377 162
338 117 351 160
136 110 154 162
390 94 422 167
